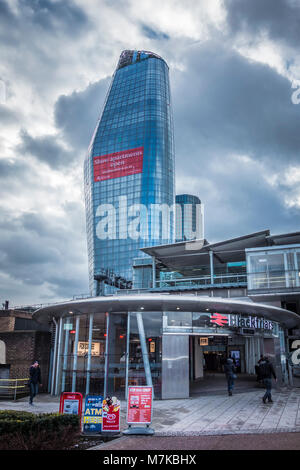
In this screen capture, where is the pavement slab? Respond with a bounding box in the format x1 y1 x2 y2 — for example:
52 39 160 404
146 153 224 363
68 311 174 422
1 387 300 440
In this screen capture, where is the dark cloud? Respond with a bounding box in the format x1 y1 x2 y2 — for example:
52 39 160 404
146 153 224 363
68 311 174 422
54 78 111 150
0 158 26 180
172 41 300 241
1 1 299 305
0 208 89 297
180 153 300 243
0 0 89 44
15 77 111 170
225 0 300 48
141 24 170 41
173 41 300 171
20 0 88 33
0 105 19 125
17 129 74 169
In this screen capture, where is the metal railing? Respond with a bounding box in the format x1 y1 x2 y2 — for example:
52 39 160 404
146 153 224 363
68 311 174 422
155 273 247 289
0 378 29 400
248 269 300 291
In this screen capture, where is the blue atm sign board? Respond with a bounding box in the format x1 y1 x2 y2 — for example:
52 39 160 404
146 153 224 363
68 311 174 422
83 395 103 433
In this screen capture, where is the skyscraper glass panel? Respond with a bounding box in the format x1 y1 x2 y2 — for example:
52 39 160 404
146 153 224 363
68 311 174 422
176 194 202 242
84 50 175 295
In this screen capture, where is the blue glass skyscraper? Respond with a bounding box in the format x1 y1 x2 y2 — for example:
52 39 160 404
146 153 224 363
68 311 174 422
175 194 202 242
84 50 175 295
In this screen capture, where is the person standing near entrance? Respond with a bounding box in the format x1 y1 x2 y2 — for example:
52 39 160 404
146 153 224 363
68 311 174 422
259 356 277 404
28 361 42 405
224 357 236 396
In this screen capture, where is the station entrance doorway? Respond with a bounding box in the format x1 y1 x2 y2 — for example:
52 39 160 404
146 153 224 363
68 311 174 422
189 335 252 394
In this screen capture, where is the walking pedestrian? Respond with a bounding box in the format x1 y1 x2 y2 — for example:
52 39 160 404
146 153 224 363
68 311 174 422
255 355 265 383
258 356 277 404
28 360 42 405
224 357 236 396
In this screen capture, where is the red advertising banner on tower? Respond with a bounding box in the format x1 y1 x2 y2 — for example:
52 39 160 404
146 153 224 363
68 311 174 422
127 386 153 425
93 147 144 182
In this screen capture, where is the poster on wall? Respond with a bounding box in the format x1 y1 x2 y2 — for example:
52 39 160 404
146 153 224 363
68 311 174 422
76 341 102 356
93 147 144 182
127 386 153 425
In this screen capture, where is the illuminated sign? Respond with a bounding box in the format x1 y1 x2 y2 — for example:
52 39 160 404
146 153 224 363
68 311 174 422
210 313 274 331
199 337 209 346
229 314 274 331
210 313 228 327
77 341 101 356
93 147 144 182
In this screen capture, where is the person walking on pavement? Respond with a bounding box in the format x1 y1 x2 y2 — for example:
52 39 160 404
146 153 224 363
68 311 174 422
259 356 277 404
224 357 236 396
29 360 42 405
255 355 265 383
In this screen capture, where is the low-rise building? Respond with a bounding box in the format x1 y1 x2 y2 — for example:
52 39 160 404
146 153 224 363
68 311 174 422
33 229 300 399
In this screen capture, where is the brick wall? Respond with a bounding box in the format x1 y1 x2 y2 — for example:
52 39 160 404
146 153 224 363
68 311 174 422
0 316 15 332
0 331 51 391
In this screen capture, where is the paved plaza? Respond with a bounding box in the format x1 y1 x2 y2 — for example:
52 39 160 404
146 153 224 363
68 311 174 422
1 387 300 437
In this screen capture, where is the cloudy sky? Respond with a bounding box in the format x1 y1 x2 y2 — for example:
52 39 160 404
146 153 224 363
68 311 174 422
0 0 300 306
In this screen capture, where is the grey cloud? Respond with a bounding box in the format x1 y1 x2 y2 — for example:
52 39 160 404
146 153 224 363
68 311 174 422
18 129 74 169
46 275 88 298
0 232 60 269
141 24 170 41
172 41 300 240
173 41 300 171
177 153 300 243
0 158 27 180
16 77 111 171
225 0 300 48
0 0 89 43
0 104 19 125
21 0 88 32
54 77 111 150
0 207 88 296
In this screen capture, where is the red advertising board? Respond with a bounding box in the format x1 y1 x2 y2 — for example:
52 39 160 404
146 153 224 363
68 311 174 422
127 386 153 425
59 392 83 425
102 397 121 432
93 147 144 182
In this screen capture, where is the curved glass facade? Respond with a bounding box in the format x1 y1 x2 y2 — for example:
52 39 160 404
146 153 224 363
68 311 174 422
49 308 284 400
84 50 175 295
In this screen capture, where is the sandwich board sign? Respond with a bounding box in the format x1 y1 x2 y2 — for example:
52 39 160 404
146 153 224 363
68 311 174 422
83 395 103 433
102 396 121 433
123 386 154 435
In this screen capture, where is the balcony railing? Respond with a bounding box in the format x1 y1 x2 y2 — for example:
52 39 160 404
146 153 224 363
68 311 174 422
248 269 300 291
154 273 247 290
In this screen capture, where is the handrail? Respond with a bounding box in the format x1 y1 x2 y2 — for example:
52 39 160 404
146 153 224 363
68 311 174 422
0 378 29 400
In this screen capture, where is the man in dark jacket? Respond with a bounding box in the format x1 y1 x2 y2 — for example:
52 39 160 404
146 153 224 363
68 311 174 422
29 361 42 405
224 357 236 396
259 356 277 404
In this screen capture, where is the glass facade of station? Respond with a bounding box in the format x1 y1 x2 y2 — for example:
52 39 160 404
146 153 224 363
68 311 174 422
54 311 163 399
84 50 175 296
52 307 287 400
246 245 300 291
